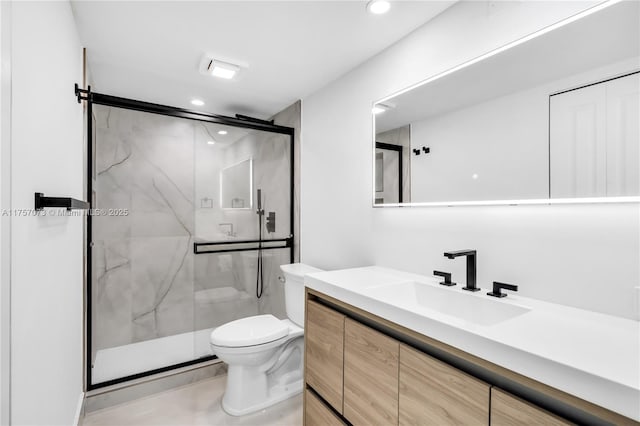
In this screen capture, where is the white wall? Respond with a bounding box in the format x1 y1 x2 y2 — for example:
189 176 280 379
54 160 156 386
411 86 548 201
301 0 640 320
0 2 12 424
10 2 84 424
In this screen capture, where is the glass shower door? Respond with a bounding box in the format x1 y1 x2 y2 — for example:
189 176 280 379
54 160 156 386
192 122 293 358
91 105 199 386
89 96 294 388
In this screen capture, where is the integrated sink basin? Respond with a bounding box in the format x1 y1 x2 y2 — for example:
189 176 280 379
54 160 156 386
367 281 531 326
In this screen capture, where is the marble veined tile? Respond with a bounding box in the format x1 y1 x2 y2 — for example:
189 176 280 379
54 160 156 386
272 101 301 261
93 239 133 351
130 236 194 342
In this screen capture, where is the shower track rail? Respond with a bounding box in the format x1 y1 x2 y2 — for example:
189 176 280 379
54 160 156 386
194 237 293 254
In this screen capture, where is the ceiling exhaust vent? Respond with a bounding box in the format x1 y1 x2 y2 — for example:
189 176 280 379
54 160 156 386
198 55 247 80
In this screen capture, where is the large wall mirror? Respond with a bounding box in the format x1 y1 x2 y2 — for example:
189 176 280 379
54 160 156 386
373 1 639 206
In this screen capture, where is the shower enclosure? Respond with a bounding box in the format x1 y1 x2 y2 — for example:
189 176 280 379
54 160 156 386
83 90 294 389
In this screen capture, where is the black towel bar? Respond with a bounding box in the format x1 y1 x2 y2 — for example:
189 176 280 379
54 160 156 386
34 192 90 211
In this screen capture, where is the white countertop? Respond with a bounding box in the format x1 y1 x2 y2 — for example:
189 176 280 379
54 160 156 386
305 266 640 421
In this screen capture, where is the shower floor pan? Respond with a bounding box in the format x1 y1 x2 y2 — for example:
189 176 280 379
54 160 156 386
92 327 215 385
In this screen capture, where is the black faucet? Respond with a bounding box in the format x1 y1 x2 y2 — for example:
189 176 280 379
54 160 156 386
444 250 479 292
487 281 518 298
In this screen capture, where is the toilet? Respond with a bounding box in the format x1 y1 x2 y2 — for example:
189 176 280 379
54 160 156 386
210 263 323 416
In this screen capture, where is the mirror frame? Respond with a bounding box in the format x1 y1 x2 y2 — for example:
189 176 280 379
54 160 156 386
372 1 640 208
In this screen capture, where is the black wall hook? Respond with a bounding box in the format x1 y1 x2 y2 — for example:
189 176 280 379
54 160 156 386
412 149 421 155
422 146 430 154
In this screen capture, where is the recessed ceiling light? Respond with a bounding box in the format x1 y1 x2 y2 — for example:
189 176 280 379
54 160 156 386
373 103 393 114
372 102 395 114
191 99 205 106
208 59 240 80
217 130 228 135
207 140 216 145
367 0 391 15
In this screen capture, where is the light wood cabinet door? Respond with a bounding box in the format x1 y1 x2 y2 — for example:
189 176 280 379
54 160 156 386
305 389 346 426
399 344 489 426
344 318 399 425
491 388 573 426
305 300 345 413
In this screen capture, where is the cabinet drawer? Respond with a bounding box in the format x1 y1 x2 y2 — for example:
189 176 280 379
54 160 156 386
399 344 490 425
305 389 346 426
491 388 573 426
344 318 399 425
305 300 345 413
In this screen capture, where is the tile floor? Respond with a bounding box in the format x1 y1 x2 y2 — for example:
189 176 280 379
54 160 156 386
82 375 303 426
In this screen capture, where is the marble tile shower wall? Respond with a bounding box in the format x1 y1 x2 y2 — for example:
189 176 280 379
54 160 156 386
272 101 301 263
92 105 293 354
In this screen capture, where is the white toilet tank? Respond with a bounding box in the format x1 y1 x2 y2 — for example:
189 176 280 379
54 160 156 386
279 263 323 327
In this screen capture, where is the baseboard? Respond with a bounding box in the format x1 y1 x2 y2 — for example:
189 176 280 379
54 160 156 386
73 391 85 426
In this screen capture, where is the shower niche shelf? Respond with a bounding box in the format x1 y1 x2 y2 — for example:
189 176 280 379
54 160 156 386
34 192 90 211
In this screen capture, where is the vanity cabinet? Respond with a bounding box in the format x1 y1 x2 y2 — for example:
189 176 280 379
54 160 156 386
305 297 492 426
305 300 345 413
399 344 490 425
305 389 346 426
491 388 573 426
303 290 632 426
344 318 399 425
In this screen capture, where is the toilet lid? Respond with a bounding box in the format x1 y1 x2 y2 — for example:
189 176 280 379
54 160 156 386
210 314 289 347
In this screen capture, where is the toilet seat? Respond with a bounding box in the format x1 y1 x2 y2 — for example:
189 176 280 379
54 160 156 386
210 314 289 348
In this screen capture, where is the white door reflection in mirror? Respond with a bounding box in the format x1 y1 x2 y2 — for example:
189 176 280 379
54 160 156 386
550 72 639 198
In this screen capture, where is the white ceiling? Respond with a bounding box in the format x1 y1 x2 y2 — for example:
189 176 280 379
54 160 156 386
71 1 455 119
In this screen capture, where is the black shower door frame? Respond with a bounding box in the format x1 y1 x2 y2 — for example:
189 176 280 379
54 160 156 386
78 87 295 390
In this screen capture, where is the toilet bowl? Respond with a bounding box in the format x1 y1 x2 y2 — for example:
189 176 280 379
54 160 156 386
210 262 323 416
